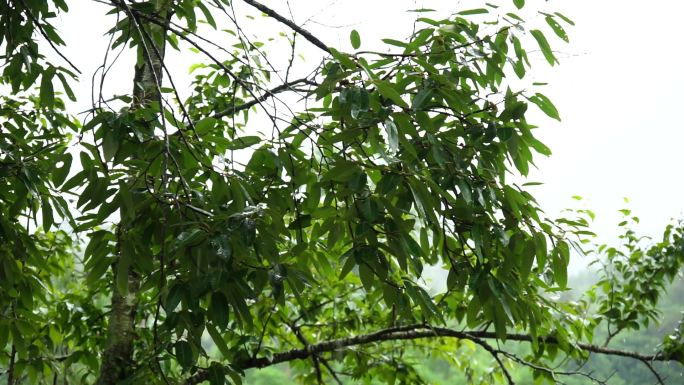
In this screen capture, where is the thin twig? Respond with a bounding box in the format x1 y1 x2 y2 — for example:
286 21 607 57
465 334 515 385
14 0 81 74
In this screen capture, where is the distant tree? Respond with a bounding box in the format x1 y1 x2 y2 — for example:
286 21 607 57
0 1 682 384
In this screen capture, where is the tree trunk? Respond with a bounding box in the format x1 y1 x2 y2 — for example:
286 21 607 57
96 1 171 384
95 274 139 385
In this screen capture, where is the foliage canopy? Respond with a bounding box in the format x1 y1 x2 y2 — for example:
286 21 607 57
0 1 682 384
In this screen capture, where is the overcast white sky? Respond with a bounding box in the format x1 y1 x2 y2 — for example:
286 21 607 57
55 0 684 276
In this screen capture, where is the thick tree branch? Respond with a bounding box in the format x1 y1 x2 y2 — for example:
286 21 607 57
241 0 331 54
184 325 679 384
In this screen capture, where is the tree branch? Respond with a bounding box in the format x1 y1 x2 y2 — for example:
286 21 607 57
14 0 81 74
289 322 344 385
110 4 318 127
466 333 515 385
241 0 331 54
184 325 679 384
211 77 315 119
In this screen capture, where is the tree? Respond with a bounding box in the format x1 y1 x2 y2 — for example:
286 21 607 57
0 0 682 384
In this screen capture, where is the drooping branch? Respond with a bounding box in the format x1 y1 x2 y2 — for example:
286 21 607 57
466 333 515 385
184 325 679 384
14 0 81 74
241 0 331 54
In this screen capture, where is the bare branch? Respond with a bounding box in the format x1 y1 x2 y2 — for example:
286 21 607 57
212 77 316 119
466 334 515 385
241 0 331 54
639 358 666 385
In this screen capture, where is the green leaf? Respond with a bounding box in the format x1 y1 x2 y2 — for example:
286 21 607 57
406 28 433 53
40 67 56 108
195 117 217 135
513 0 525 9
230 292 254 330
52 153 72 187
41 196 53 231
0 321 7 349
174 229 204 250
197 2 217 29
57 72 76 101
553 242 570 288
207 324 231 358
376 173 401 195
554 12 575 26
51 195 75 228
534 232 548 270
102 129 119 161
545 16 569 42
289 214 312 230
359 262 374 290
86 254 111 287
324 160 360 182
226 135 261 150
375 80 408 108
382 38 409 48
210 292 230 330
207 364 225 385
350 29 361 49
603 308 621 319
165 282 184 311
412 86 433 111
53 0 68 11
226 370 243 385
247 148 281 177
329 47 357 69
174 340 195 369
339 249 356 279
492 302 508 342
530 29 558 66
529 93 560 121
407 178 439 225
384 119 399 153
382 283 399 306
520 239 536 281
527 136 552 156
119 181 135 221
458 8 488 15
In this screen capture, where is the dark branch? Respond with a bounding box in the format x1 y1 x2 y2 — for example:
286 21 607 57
184 325 678 384
290 322 343 385
241 0 331 54
466 333 515 385
15 0 81 74
212 77 315 119
639 358 666 385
